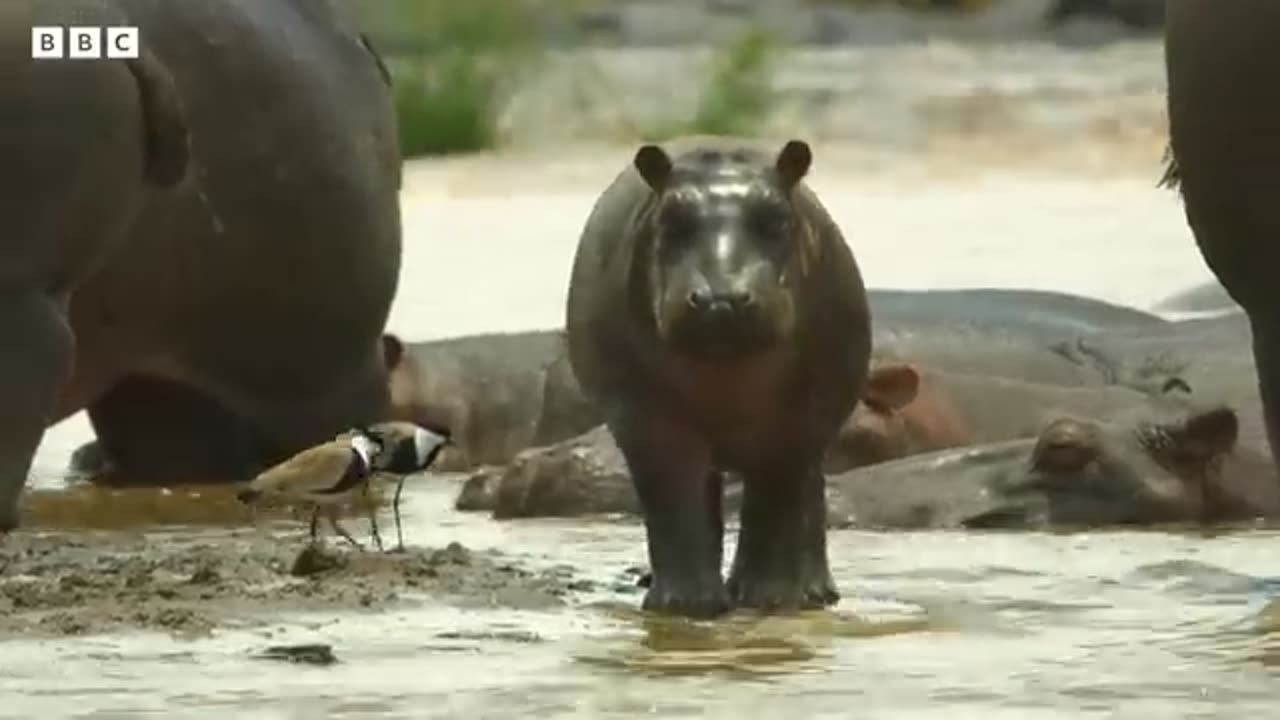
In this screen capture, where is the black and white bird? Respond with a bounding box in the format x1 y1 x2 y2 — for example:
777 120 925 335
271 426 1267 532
356 421 451 552
236 431 386 550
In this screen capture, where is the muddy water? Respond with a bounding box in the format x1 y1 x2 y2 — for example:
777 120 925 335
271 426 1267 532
11 38 1280 718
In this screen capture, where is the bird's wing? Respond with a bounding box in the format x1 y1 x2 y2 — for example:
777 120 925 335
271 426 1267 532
250 441 351 493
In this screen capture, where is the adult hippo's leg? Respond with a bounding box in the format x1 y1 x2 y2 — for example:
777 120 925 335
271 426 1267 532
0 2 190 528
728 453 835 610
610 409 728 618
1250 316 1280 468
1165 0 1280 470
84 375 265 485
0 292 74 528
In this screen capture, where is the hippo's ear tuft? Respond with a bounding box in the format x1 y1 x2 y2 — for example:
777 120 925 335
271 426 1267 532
1175 407 1238 460
125 50 190 189
634 145 672 192
382 333 405 371
863 363 919 412
775 139 812 190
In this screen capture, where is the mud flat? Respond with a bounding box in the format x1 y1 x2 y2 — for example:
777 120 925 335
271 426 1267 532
0 527 577 640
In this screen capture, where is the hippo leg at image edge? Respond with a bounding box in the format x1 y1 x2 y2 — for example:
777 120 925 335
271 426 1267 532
0 294 74 528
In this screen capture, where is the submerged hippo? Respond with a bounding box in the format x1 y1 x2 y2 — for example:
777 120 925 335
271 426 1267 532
565 136 871 616
827 362 1194 471
381 330 598 471
829 406 1277 530
1164 0 1280 472
459 405 1278 530
2 1 401 526
1058 314 1266 454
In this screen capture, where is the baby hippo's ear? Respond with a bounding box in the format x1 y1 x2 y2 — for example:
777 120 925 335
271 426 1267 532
634 144 673 192
861 363 920 413
774 139 812 190
382 333 405 371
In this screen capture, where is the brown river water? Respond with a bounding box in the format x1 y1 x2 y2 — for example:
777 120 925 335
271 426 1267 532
8 37 1280 718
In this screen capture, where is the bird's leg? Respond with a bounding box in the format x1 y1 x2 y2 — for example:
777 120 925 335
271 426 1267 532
308 506 321 545
327 506 365 552
363 477 384 552
393 477 406 553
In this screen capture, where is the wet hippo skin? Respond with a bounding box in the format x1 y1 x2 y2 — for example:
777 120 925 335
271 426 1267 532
0 0 402 527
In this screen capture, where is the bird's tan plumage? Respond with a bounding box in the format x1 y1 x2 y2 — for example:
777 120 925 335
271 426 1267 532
248 440 360 497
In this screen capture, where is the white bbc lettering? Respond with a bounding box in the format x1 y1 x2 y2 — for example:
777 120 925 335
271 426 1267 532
29 26 140 59
30 26 63 59
105 27 139 59
68 26 101 59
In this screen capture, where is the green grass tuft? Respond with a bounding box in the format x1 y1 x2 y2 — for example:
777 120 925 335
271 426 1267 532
643 26 781 142
363 0 542 157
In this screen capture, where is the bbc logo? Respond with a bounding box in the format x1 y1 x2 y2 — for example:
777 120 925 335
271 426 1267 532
31 26 140 60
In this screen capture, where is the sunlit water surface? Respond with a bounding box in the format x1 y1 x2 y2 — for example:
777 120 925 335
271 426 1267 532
11 38 1280 719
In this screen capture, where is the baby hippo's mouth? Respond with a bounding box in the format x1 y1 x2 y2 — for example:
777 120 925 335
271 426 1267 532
669 312 777 361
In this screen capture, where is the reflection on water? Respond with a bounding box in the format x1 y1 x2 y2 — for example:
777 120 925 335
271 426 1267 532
576 605 932 677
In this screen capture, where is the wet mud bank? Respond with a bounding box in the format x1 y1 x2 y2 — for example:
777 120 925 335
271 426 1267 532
0 528 581 640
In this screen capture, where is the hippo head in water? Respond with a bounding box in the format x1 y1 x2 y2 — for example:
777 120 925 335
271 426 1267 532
632 140 816 361
830 405 1276 529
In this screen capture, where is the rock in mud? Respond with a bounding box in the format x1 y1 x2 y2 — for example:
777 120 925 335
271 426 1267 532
254 643 338 666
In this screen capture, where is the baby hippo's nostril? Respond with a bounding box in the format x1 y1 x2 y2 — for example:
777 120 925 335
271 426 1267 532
687 287 713 311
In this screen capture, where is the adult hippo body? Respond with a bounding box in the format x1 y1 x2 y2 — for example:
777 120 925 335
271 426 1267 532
870 290 1167 388
566 136 871 616
1164 1 1280 471
382 330 599 471
1 0 401 527
870 288 1167 338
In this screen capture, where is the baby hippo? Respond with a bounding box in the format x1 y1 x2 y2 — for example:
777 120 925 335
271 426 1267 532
564 136 872 616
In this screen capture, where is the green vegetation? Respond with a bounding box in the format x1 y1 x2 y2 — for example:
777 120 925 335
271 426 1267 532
361 0 543 157
641 27 781 142
359 3 783 155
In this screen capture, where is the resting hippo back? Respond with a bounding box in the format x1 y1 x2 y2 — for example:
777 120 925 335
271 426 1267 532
870 288 1166 338
1165 1 1280 470
566 136 870 616
382 330 599 471
1 0 400 525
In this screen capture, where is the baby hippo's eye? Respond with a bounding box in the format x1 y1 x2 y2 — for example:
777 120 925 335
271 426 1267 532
1035 441 1098 472
658 205 700 238
749 206 793 239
